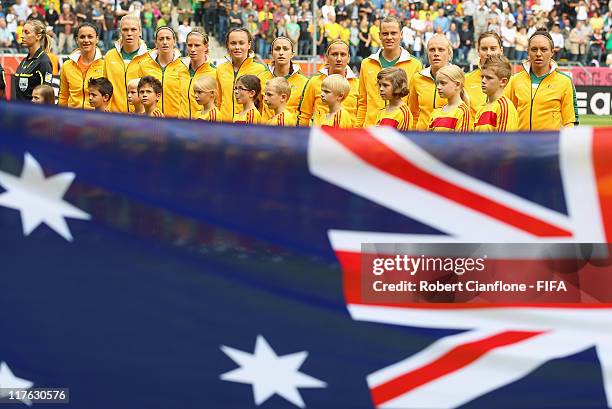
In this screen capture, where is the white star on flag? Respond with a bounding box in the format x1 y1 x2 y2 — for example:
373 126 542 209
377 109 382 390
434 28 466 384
0 361 34 406
220 335 327 408
0 153 90 241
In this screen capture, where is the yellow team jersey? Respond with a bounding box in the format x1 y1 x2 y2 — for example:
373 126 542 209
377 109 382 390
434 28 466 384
197 107 220 122
103 40 149 113
465 68 515 118
297 67 359 126
138 49 185 117
505 61 578 131
58 48 105 110
233 107 262 125
216 56 269 121
464 68 486 118
266 110 297 126
428 102 472 132
474 95 519 132
314 108 355 129
259 65 309 122
375 104 413 131
408 67 447 130
357 48 422 127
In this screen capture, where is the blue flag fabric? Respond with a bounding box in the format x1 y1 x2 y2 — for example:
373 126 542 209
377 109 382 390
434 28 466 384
0 103 609 409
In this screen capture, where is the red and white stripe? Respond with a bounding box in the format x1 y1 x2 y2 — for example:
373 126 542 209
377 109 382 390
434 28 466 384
309 125 612 408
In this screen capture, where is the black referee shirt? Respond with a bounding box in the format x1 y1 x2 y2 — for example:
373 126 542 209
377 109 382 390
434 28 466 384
13 47 53 101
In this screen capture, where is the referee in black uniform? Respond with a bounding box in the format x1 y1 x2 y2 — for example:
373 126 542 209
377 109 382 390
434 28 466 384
14 19 53 101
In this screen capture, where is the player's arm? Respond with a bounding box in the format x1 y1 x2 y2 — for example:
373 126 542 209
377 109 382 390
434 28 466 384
356 62 367 127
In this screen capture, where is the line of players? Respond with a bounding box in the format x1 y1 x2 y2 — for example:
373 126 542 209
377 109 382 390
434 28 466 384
39 14 577 132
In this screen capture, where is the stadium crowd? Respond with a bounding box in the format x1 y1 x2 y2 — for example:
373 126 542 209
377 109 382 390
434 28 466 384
0 0 611 66
0 0 598 131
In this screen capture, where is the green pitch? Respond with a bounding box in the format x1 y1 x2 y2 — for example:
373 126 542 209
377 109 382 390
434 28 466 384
581 115 612 127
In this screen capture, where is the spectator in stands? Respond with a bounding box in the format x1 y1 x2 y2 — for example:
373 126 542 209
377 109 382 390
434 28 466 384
0 18 13 48
446 22 460 62
501 20 516 60
408 33 451 129
465 31 503 116
256 7 275 57
473 0 489 40
590 28 605 64
178 28 216 119
458 21 473 63
104 14 149 112
178 18 191 55
286 15 300 53
569 20 587 63
260 36 308 121
297 2 312 55
14 0 31 23
216 0 228 42
141 2 156 47
228 3 242 30
59 23 104 109
506 29 578 130
358 16 370 60
57 3 76 54
15 19 53 101
138 26 183 117
216 28 268 121
357 16 421 127
102 4 115 51
298 40 358 126
551 23 565 60
515 25 528 60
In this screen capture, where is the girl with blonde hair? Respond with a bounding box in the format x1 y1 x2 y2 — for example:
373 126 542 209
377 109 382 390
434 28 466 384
193 75 220 122
428 64 472 132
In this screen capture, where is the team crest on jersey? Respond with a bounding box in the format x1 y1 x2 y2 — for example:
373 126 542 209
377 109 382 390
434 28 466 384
45 73 53 83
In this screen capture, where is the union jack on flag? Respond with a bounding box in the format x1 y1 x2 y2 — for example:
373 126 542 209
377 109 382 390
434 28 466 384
309 125 612 409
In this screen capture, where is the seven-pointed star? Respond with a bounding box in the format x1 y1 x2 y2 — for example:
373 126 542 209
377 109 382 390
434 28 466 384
0 361 34 405
220 335 327 408
0 153 90 241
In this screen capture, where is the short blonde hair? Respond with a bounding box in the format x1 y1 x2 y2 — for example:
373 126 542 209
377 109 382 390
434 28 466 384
264 77 291 100
193 75 216 92
322 74 350 99
127 78 140 89
427 33 453 61
193 75 218 104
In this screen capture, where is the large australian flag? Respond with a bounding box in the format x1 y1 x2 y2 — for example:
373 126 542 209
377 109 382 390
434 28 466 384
0 103 611 409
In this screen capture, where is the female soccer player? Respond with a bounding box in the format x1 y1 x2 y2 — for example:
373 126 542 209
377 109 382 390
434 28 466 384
297 40 358 126
217 28 268 121
138 26 184 117
103 14 149 113
505 29 578 130
178 28 217 119
14 19 53 101
232 74 262 125
58 23 104 109
408 33 451 130
259 36 308 122
428 64 472 132
464 31 504 117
